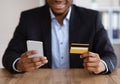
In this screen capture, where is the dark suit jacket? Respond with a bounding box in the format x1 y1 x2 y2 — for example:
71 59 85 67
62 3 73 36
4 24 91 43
2 4 117 73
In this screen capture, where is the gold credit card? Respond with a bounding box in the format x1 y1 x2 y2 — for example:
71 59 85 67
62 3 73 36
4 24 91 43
70 43 89 54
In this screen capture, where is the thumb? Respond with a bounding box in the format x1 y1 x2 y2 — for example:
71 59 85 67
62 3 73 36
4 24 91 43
21 50 38 58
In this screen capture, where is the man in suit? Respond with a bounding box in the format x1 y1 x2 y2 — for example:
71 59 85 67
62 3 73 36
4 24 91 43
2 0 117 74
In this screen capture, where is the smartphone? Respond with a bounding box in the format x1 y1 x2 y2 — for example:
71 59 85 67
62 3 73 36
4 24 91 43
27 40 44 58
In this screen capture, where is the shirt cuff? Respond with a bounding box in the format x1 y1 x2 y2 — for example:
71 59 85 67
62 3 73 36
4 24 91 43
12 58 22 72
101 60 108 74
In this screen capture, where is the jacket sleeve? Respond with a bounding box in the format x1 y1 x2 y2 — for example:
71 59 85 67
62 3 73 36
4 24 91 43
93 12 117 73
2 12 27 73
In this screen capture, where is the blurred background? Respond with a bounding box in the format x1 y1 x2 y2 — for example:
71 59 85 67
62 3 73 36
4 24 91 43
0 0 120 68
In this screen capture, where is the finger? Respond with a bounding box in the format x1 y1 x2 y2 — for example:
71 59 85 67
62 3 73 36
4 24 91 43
80 52 90 58
83 62 99 68
23 62 36 68
31 57 41 62
84 66 100 74
20 57 33 63
85 66 95 71
83 57 100 63
26 62 44 69
35 62 44 69
31 56 47 62
40 56 47 61
35 62 42 66
40 57 48 64
21 50 38 58
80 52 100 59
31 57 48 63
41 59 48 64
30 57 48 68
24 62 43 71
35 64 44 69
25 67 36 72
32 57 48 68
34 60 47 69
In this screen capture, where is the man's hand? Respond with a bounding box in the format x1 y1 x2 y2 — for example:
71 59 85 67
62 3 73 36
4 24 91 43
16 50 48 72
80 52 106 74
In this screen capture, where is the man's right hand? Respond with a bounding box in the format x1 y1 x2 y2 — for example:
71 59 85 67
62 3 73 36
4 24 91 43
16 50 48 72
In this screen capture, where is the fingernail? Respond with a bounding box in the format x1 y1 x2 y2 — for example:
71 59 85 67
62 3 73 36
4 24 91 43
34 50 38 53
45 60 48 63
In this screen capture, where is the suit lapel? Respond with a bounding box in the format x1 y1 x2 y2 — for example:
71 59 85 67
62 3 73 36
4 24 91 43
40 6 52 68
69 5 84 68
69 5 82 48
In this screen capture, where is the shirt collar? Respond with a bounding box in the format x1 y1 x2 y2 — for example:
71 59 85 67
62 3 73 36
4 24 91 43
49 6 72 21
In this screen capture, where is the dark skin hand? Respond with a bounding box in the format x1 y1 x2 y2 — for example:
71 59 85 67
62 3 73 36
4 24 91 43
16 51 105 74
16 50 48 72
80 52 106 74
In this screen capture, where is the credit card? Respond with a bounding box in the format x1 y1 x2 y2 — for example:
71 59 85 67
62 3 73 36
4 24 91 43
70 43 89 54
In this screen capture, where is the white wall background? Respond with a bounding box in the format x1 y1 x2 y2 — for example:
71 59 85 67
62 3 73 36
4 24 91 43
0 0 39 68
39 0 120 8
73 0 120 9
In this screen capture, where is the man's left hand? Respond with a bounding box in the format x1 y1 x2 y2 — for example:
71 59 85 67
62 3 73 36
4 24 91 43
80 52 106 74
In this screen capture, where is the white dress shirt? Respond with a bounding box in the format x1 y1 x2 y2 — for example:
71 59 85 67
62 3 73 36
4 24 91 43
50 7 72 68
